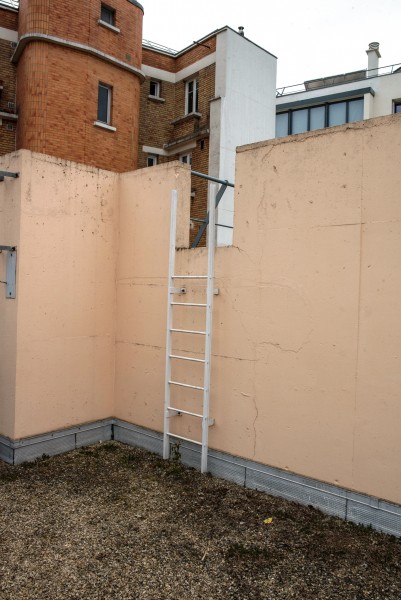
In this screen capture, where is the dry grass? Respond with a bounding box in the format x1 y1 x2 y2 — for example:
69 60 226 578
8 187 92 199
1 441 401 599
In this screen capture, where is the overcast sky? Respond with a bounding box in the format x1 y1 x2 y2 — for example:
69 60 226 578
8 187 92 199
142 0 401 88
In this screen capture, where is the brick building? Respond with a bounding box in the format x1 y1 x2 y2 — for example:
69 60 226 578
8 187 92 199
0 1 17 156
0 0 144 172
139 28 277 245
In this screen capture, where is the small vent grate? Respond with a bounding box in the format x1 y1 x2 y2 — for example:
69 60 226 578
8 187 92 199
7 102 15 110
5 123 15 131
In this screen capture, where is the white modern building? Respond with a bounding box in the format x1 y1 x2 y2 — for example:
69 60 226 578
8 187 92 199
275 42 401 137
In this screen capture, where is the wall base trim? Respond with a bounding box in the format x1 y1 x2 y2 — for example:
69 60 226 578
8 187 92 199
1 419 401 538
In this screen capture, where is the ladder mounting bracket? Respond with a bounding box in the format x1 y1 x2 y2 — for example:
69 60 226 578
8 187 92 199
0 245 16 299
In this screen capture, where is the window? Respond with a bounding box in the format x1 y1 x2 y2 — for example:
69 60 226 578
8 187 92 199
147 155 157 167
101 3 115 26
180 153 192 165
185 79 198 114
97 83 112 124
149 80 160 97
394 101 401 114
276 97 364 137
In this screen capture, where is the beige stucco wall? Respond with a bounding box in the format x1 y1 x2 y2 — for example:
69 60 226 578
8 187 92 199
1 116 400 505
229 115 401 503
0 151 119 439
115 162 190 427
0 153 21 438
113 115 401 504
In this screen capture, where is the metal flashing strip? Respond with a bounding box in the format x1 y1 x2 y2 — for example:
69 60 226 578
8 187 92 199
126 0 144 12
12 34 145 82
1 418 401 537
276 87 375 112
0 419 114 464
113 421 401 538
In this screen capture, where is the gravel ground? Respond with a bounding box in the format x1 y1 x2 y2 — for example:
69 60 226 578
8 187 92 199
0 441 401 600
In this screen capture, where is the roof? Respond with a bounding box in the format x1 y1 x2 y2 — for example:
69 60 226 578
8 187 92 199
143 26 277 60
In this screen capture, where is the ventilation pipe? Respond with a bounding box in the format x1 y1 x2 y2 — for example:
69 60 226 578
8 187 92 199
366 42 380 76
238 26 244 36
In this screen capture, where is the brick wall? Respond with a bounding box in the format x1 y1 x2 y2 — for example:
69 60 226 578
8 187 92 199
142 34 216 74
142 47 176 72
17 44 141 172
18 0 143 68
0 7 17 156
15 0 143 172
0 6 18 30
139 49 216 244
175 36 216 72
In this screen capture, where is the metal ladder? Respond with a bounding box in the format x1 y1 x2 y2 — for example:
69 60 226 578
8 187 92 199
163 185 217 473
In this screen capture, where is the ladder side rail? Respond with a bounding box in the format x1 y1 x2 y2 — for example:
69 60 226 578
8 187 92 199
201 182 217 473
191 183 227 249
163 190 178 460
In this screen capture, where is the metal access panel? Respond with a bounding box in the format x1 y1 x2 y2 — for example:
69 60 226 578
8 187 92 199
5 249 16 299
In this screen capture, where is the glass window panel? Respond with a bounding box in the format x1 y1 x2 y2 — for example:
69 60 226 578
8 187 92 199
292 109 308 134
101 5 114 24
98 85 109 123
394 102 401 113
276 113 288 137
150 80 160 96
309 106 325 131
328 102 346 126
348 98 364 122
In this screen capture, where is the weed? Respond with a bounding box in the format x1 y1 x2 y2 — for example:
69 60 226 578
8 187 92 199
170 442 181 463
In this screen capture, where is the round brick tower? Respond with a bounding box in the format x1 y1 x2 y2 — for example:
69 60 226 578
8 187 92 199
14 0 144 172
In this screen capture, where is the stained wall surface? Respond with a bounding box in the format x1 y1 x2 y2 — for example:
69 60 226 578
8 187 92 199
114 115 401 505
1 116 401 507
0 152 20 438
115 162 191 425
0 151 119 439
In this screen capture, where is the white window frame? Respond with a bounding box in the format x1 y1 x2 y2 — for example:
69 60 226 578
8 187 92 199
147 155 158 167
149 80 160 98
180 153 192 166
100 3 115 26
97 83 112 125
393 100 401 114
185 79 198 115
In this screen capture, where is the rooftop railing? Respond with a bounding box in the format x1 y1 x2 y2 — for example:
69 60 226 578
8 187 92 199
0 0 19 9
276 62 401 97
142 39 178 56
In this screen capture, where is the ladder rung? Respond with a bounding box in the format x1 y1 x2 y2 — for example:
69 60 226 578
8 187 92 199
166 432 202 446
172 275 208 279
168 407 203 418
171 302 207 307
169 380 204 390
169 355 205 363
170 328 206 335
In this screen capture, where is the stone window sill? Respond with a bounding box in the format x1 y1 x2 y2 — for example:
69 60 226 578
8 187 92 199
171 112 202 126
148 95 165 103
98 19 120 34
94 121 117 132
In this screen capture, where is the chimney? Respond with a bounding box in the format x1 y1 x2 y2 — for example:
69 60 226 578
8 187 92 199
366 42 381 76
238 26 244 37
